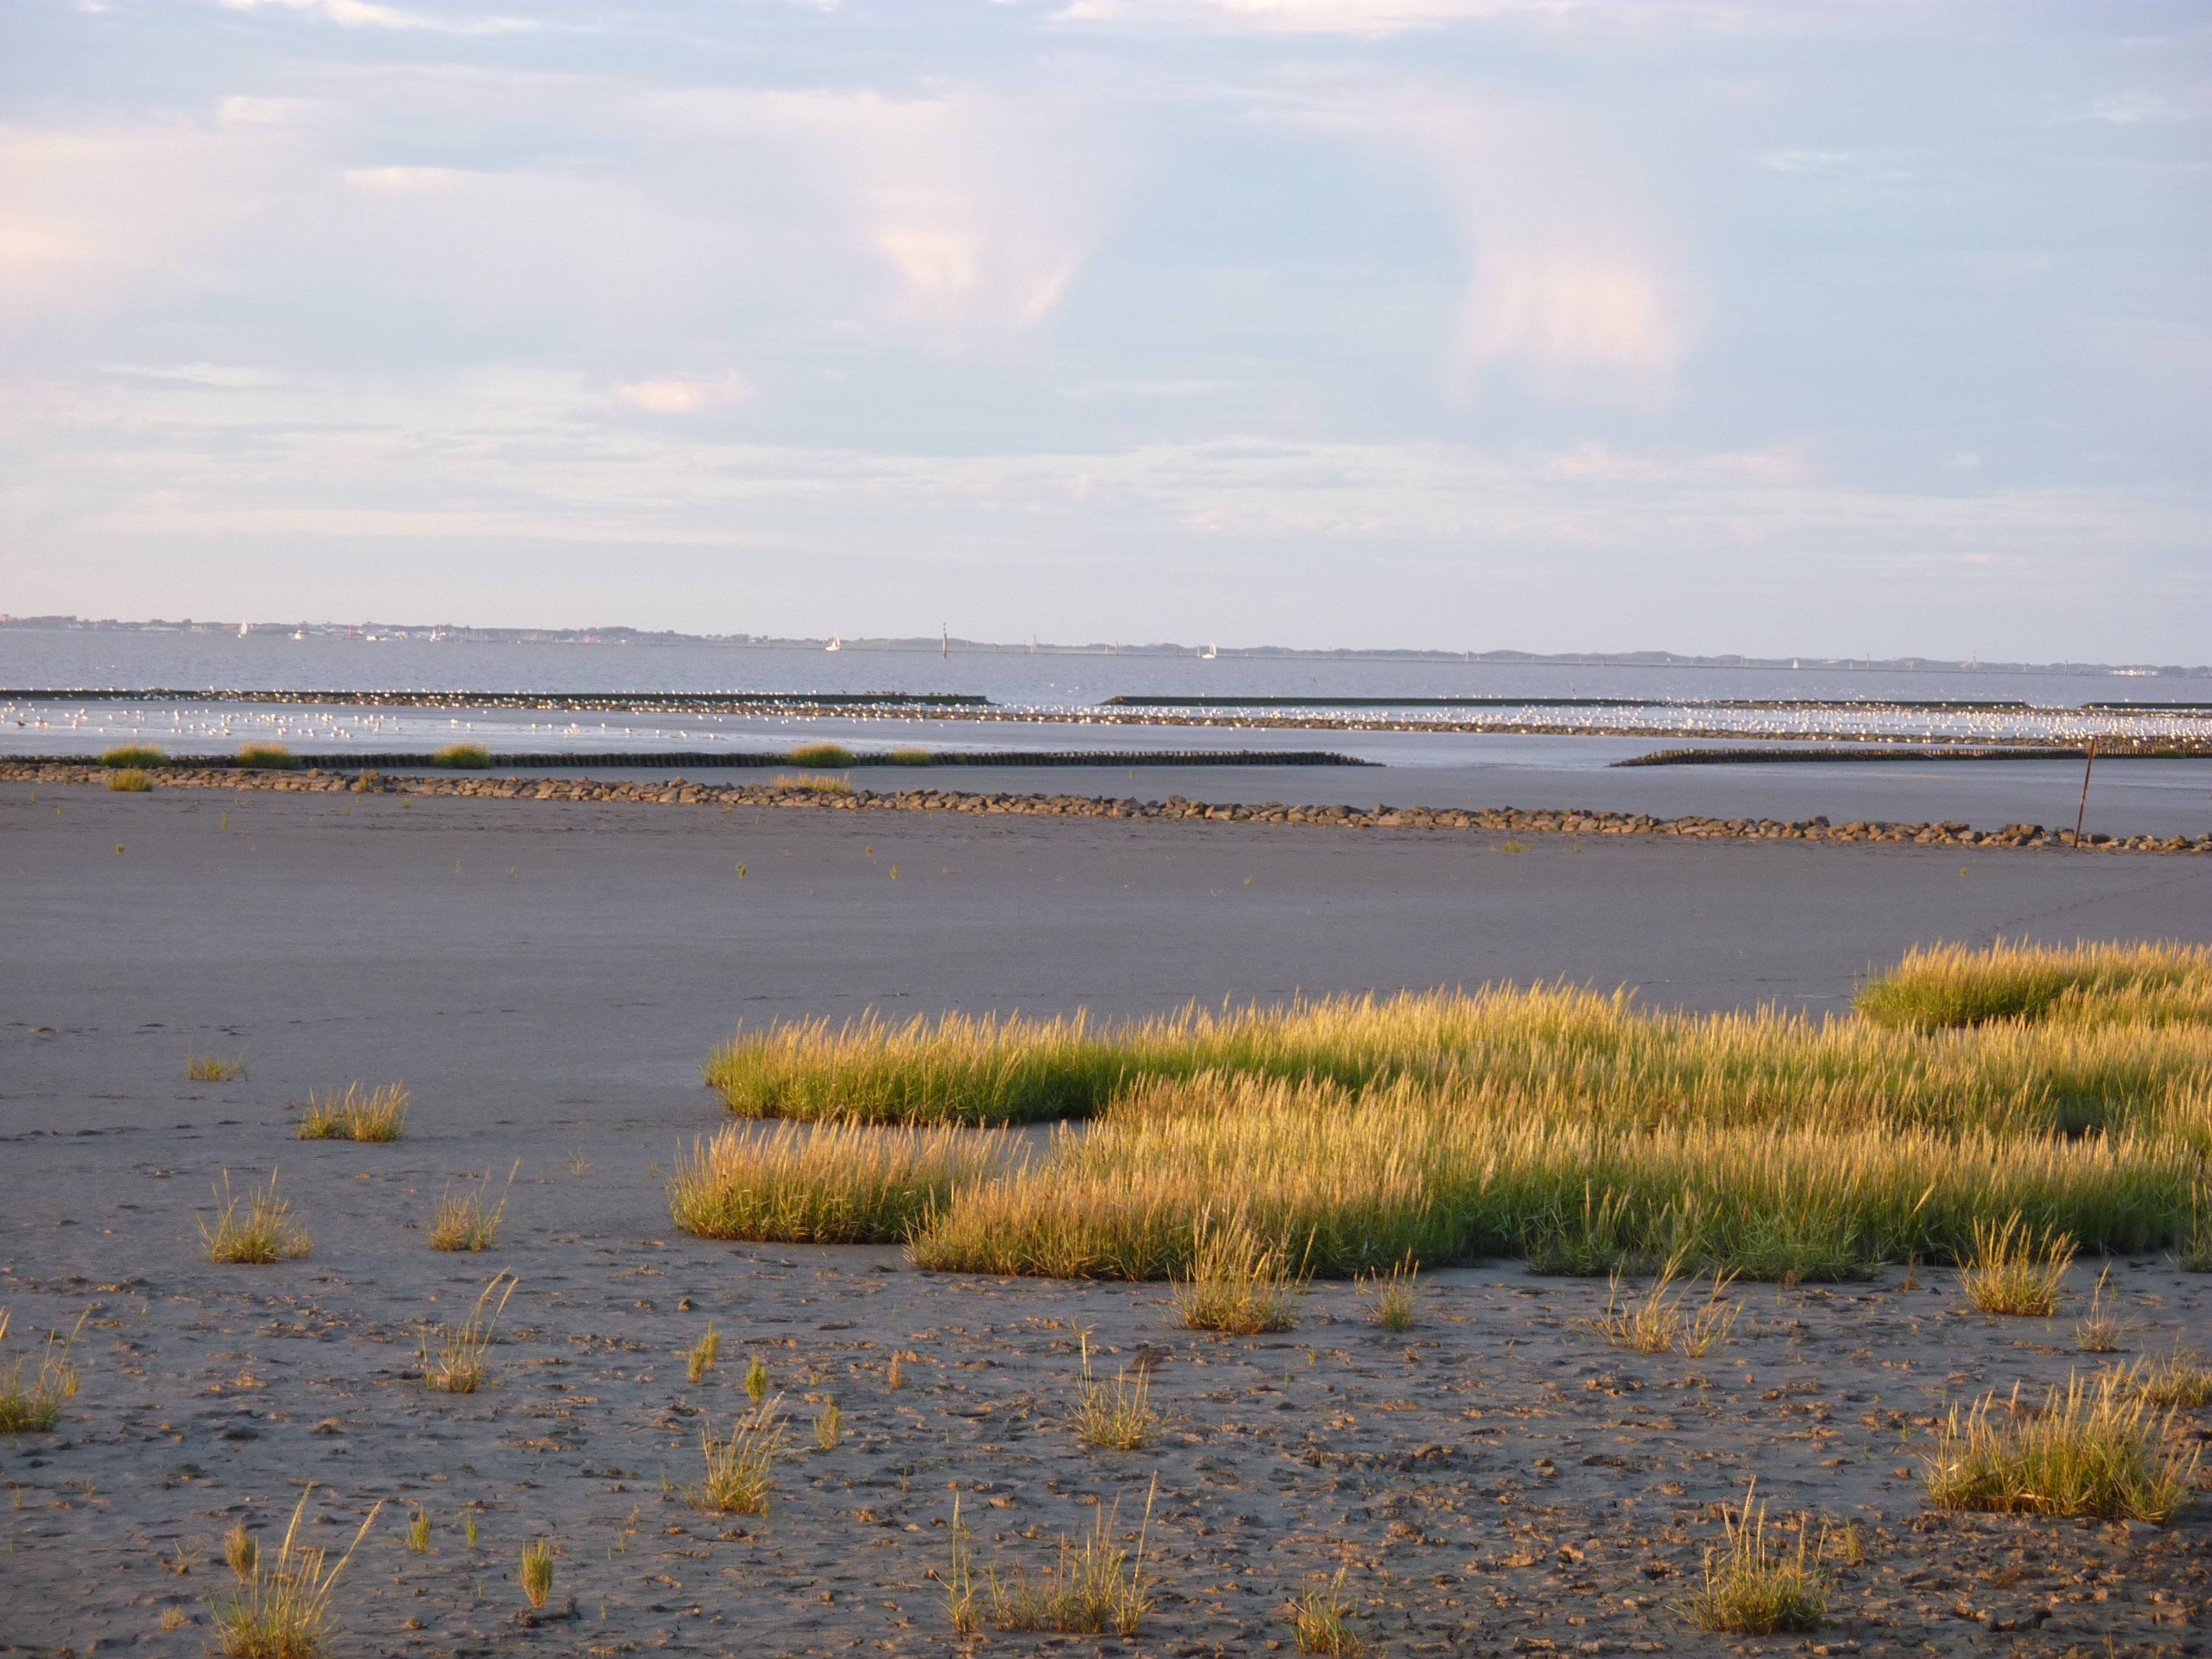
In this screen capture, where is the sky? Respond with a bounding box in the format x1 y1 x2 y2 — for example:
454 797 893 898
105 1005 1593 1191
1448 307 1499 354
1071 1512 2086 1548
0 1 2206 659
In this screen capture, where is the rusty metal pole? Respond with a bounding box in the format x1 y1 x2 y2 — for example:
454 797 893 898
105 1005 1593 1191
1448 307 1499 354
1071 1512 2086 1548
2073 736 2098 847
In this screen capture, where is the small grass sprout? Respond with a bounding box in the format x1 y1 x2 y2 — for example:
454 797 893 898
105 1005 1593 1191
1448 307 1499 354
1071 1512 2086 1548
1959 1213 2075 1316
234 742 301 771
692 1396 783 1515
463 1512 478 1549
1068 1328 1159 1451
1172 1207 1307 1335
199 1170 310 1264
745 1354 768 1404
1588 1252 1740 1357
2075 1262 2125 1353
1290 1563 1364 1657
1684 1481 1826 1635
420 1272 518 1393
431 743 493 769
0 1309 85 1434
223 1523 257 1583
1363 1254 1421 1331
814 1400 843 1450
101 744 166 768
519 1539 555 1609
429 1162 516 1252
1924 1369 2201 1523
786 742 855 768
108 768 153 792
295 1082 409 1142
406 1509 431 1553
207 1487 382 1659
187 1051 249 1083
687 1322 722 1384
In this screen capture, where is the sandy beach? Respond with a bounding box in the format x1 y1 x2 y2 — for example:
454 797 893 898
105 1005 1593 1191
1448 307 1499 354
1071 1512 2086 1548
4 783 2211 1657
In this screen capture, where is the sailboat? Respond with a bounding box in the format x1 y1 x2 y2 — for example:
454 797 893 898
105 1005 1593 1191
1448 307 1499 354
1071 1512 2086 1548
825 633 842 652
941 625 948 660
1199 642 1218 660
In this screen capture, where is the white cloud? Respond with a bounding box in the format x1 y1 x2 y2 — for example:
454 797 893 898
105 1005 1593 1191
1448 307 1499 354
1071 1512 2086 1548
1055 0 1578 37
215 0 539 35
614 372 751 415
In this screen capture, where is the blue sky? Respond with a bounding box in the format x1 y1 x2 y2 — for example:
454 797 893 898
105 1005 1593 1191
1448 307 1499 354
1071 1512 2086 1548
1 0 2205 657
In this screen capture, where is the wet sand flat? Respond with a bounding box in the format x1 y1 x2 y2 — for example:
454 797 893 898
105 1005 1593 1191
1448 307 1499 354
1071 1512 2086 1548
4 783 2211 1657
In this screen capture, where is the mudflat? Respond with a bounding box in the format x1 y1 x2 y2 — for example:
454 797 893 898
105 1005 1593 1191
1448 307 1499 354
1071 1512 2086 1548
4 783 2210 1657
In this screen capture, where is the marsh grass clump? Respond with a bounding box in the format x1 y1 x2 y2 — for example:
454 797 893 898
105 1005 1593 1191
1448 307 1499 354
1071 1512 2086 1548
888 746 934 766
814 1401 843 1450
101 744 166 768
420 1273 517 1393
2075 1264 2124 1353
668 1120 1012 1244
108 768 153 792
1363 1254 1421 1331
431 743 492 769
518 1540 554 1609
1068 1329 1159 1450
406 1509 431 1553
207 1487 382 1659
1925 1370 2202 1523
745 1355 768 1404
0 1310 85 1435
429 1163 515 1252
187 1050 249 1083
686 1323 722 1384
771 771 853 794
1588 1253 1741 1357
2179 1191 2212 1272
693 1396 783 1515
1684 1482 1826 1635
200 1170 310 1264
295 1082 410 1142
1172 1208 1307 1335
1959 1213 2075 1316
786 742 855 768
956 1479 1157 1638
235 742 301 771
1289 1564 1364 1657
1856 938 2212 1030
223 1523 257 1583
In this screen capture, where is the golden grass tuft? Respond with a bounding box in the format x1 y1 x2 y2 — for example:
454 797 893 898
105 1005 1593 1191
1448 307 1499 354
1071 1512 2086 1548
950 1478 1157 1637
1958 1213 2075 1316
693 1396 783 1515
0 1310 85 1435
420 1273 517 1393
1068 1328 1159 1450
2124 1348 2212 1410
1289 1564 1365 1657
1857 938 2212 1030
668 1120 1013 1244
518 1540 554 1609
101 744 167 768
431 743 492 769
786 742 855 768
107 768 153 792
207 1487 382 1659
771 771 853 794
1588 1252 1741 1357
1172 1207 1307 1335
745 1354 767 1404
223 1523 257 1583
234 742 301 771
429 1162 515 1252
188 1050 249 1083
406 1509 431 1553
200 1170 310 1264
295 1082 410 1142
2075 1263 2124 1352
1683 1481 1826 1635
814 1400 843 1450
888 746 934 766
1925 1369 2201 1523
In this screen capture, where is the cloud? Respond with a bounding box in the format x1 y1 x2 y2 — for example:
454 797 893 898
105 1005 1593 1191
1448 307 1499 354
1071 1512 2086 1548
614 372 751 415
215 0 539 35
1054 0 1578 37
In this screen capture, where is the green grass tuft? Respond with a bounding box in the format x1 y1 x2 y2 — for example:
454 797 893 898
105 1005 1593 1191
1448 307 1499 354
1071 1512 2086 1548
1857 939 2212 1030
1925 1369 2202 1523
668 1121 1013 1244
888 746 935 766
786 742 855 768
295 1082 410 1142
101 744 167 768
235 742 302 771
1683 1481 1826 1635
431 743 493 769
0 1310 85 1435
208 1487 381 1659
200 1170 311 1264
107 768 153 792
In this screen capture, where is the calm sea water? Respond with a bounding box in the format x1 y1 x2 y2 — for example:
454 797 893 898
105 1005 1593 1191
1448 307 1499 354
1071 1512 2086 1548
0 628 2191 709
